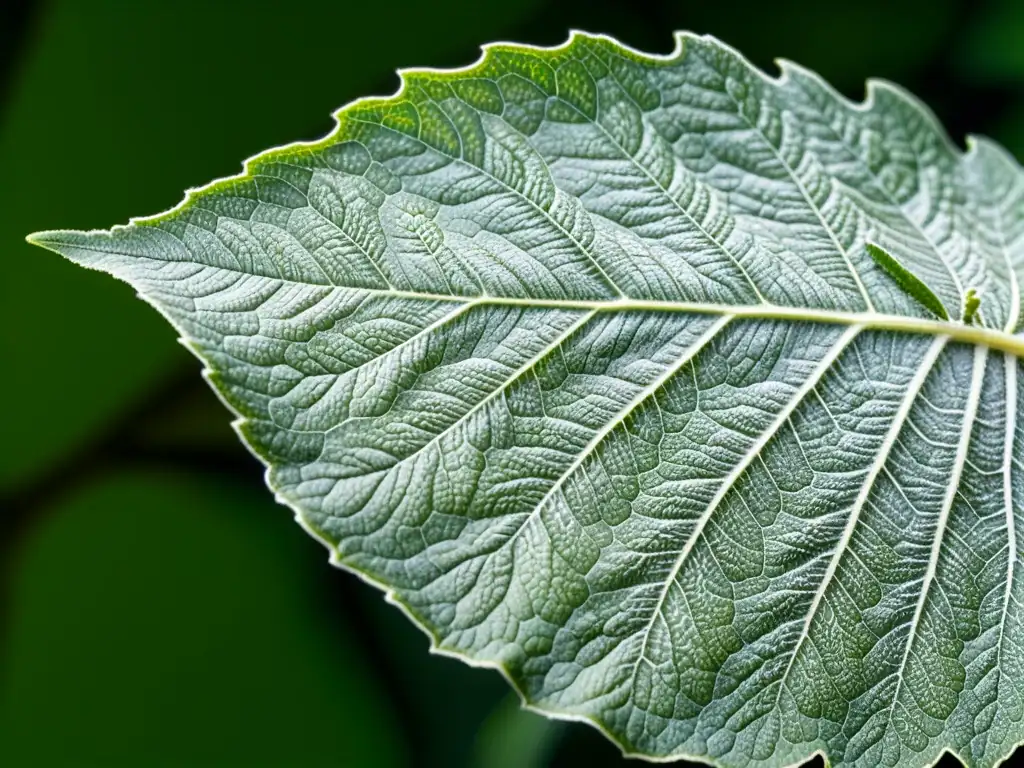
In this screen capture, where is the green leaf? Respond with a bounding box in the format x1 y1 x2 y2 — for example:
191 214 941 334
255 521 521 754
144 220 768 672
27 31 1024 768
865 242 950 320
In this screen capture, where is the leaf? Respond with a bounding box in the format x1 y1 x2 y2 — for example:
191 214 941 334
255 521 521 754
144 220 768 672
26 30 1024 768
865 242 950 320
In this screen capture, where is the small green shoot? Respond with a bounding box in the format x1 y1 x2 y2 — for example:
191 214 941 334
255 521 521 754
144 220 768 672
962 288 981 325
865 242 949 321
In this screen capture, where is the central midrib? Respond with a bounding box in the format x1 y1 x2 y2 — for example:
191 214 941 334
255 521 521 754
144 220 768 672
28 232 1024 357
367 287 1024 358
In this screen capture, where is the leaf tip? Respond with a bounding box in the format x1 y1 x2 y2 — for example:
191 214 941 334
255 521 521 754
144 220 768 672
25 229 83 261
25 229 54 249
21 228 131 275
863 241 885 261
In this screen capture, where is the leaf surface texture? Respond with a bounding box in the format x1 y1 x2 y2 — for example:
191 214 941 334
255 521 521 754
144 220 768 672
29 32 1024 768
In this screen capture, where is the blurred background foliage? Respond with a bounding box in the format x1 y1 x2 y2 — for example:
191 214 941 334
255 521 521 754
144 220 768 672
1 1 1022 765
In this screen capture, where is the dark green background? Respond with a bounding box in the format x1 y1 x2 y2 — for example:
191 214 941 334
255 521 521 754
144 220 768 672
2 1 1022 765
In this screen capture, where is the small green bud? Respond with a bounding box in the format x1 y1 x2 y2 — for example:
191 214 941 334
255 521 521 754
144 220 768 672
962 289 981 325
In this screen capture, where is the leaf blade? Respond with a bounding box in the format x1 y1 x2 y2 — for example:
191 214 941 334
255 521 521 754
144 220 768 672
28 31 1024 768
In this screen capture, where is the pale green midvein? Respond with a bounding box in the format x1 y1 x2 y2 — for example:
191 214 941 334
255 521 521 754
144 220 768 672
341 286 1024 358
33 231 1024 356
37 221 1024 357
